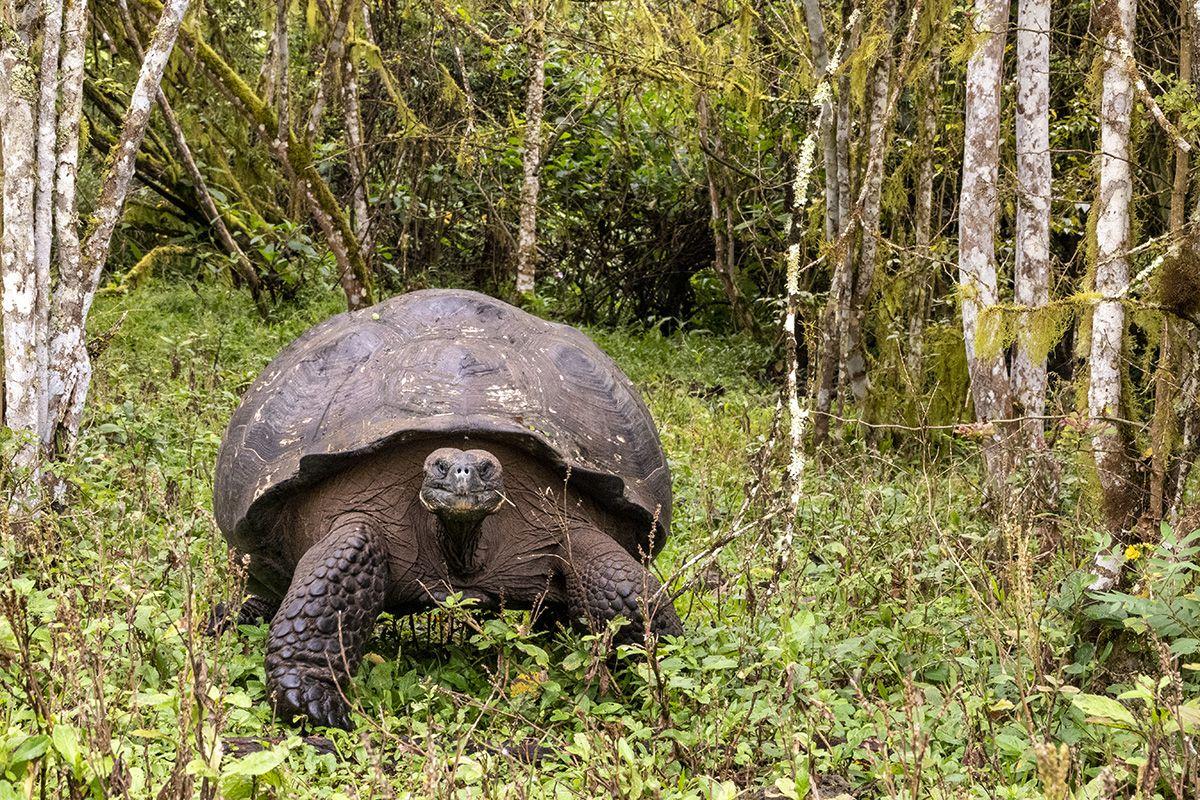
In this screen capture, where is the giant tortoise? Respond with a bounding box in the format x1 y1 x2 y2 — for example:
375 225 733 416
213 289 682 728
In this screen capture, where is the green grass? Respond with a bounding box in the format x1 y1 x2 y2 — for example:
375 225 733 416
1 283 1197 799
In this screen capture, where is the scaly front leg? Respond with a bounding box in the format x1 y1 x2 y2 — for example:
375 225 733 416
266 518 388 729
562 524 682 646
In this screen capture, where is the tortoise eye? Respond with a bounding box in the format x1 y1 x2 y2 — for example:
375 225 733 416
478 461 493 478
436 460 450 476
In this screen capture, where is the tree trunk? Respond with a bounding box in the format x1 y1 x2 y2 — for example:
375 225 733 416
959 0 1014 504
515 0 545 296
906 56 940 383
812 18 859 447
46 0 86 450
343 45 372 263
779 36 840 573
33 0 63 451
167 0 374 309
305 0 354 142
801 0 838 240
1170 329 1200 522
695 91 757 333
843 6 897 404
1012 0 1051 452
1089 0 1142 535
272 0 289 138
1149 0 1197 522
59 0 190 446
1 12 43 478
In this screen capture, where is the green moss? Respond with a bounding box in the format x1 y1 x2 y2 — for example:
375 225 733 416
169 10 375 303
1157 236 1200 319
100 245 190 295
0 22 36 101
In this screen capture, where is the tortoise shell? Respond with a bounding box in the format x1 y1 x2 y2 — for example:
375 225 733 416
213 289 672 557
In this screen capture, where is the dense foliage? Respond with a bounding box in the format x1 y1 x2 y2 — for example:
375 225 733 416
0 285 1195 799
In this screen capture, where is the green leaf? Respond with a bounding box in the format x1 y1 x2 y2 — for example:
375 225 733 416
1169 701 1200 734
51 725 80 767
773 777 799 800
1071 693 1137 727
10 734 50 765
224 746 290 777
701 654 738 670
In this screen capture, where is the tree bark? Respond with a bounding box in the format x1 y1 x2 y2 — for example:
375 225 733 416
1089 0 1142 534
959 0 1014 504
906 56 940 383
1149 0 1198 522
1012 0 1051 451
60 0 190 445
33 0 63 450
305 0 353 143
801 0 838 240
515 0 545 296
812 15 859 447
343 44 372 263
696 90 757 333
1169 329 1200 522
1 8 43 477
843 6 897 403
272 0 289 137
46 0 85 448
778 118 823 574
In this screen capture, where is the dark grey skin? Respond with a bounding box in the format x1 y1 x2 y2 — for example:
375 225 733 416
240 438 682 729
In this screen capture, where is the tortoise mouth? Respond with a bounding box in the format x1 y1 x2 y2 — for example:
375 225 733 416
419 486 504 521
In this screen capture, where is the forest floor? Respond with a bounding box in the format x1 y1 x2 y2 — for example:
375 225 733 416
0 284 1193 799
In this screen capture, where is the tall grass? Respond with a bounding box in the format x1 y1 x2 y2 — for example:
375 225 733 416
0 283 1195 798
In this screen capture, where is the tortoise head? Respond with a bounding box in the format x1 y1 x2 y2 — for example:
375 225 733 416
419 447 505 529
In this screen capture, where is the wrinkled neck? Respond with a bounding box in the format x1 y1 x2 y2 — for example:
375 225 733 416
436 515 486 575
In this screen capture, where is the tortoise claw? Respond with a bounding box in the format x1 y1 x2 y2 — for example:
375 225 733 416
271 671 352 730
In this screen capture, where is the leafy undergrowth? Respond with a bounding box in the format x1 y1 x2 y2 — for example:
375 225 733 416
1 283 1198 799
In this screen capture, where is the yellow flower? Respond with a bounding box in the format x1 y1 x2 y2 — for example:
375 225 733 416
1125 545 1142 561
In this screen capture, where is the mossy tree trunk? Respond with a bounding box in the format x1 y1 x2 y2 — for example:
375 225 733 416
343 38 372 264
958 0 1015 506
305 0 354 145
1088 0 1144 536
114 0 265 315
165 0 374 309
906 53 940 385
1013 0 1051 453
811 9 859 451
843 4 897 406
801 0 838 242
1149 0 1198 523
1 4 44 483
